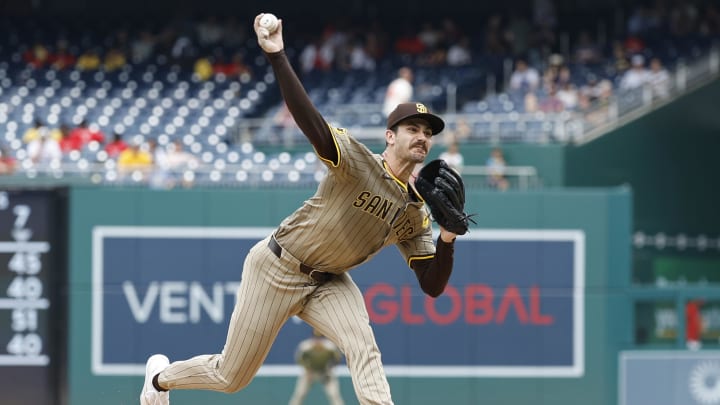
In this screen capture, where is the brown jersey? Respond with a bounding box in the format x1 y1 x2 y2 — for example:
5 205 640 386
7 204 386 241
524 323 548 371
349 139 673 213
275 125 435 274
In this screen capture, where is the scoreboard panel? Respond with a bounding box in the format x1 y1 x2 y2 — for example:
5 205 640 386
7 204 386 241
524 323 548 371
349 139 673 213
0 189 66 405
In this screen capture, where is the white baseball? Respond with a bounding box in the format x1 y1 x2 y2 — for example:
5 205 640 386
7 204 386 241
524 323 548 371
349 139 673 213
259 13 279 33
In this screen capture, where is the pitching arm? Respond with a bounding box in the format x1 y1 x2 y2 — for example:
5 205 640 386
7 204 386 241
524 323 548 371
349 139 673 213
255 15 337 163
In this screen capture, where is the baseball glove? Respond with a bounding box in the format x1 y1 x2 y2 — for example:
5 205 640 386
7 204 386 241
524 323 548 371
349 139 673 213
415 159 475 235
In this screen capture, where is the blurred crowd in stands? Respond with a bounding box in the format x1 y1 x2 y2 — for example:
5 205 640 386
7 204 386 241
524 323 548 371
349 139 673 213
11 0 719 79
1 0 719 186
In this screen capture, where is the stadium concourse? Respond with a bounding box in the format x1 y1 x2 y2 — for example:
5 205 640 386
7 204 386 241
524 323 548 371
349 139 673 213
0 3 718 187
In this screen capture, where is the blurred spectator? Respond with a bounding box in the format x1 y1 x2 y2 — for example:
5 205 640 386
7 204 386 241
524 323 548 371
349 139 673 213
76 49 101 71
348 38 376 71
484 14 508 56
171 28 199 67
193 57 214 81
212 52 252 79
0 145 16 175
446 36 472 66
611 41 631 75
273 102 299 146
699 4 720 36
221 16 248 48
49 40 76 70
647 57 671 99
670 0 700 37
68 119 106 148
23 119 62 143
486 147 509 191
22 43 50 68
439 142 464 173
418 22 443 50
394 26 426 58
148 139 170 188
196 15 223 48
627 5 662 37
623 35 646 55
317 27 343 71
579 77 614 124
541 53 564 91
539 85 564 112
532 0 558 49
533 0 557 31
117 141 153 175
556 82 579 110
27 129 62 166
619 54 649 90
59 127 82 153
524 91 539 113
685 300 703 351
444 118 471 143
417 42 447 67
504 12 532 57
131 30 156 64
509 58 540 93
103 47 127 72
440 17 462 45
555 65 572 89
166 140 198 171
572 31 602 65
299 38 330 74
105 132 128 158
382 67 414 117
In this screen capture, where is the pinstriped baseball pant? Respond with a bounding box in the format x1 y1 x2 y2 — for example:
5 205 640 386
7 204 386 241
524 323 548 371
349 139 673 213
158 235 394 405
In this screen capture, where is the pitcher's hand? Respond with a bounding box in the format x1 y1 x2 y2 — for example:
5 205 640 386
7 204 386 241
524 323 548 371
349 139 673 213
254 13 284 53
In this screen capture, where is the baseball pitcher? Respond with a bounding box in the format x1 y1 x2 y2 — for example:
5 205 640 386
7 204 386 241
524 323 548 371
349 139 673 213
139 12 471 405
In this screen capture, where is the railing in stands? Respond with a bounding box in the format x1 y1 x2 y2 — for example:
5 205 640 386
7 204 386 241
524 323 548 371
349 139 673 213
0 163 540 190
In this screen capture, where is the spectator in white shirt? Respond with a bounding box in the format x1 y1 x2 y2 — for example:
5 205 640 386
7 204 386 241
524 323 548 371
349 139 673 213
509 58 540 93
27 128 62 167
556 82 579 110
447 37 472 66
382 67 414 117
647 57 671 99
439 142 464 173
619 54 650 90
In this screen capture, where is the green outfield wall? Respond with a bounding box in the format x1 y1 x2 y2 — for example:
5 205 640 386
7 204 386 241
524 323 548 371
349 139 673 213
67 185 631 405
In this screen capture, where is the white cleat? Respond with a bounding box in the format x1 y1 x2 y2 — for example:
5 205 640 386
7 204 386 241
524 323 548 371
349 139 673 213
140 354 170 405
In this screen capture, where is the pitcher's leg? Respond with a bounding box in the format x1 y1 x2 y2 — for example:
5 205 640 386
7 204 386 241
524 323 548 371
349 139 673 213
159 240 312 393
299 274 393 405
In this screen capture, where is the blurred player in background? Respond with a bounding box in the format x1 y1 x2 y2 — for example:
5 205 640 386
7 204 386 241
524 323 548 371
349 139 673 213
289 330 345 405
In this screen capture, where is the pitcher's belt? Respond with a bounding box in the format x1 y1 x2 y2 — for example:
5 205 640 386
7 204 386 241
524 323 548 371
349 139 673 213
268 235 334 284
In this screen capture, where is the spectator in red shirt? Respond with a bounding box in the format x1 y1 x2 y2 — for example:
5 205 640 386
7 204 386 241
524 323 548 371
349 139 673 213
105 132 128 158
59 130 82 153
23 43 50 68
68 120 106 149
0 145 16 175
212 52 252 79
394 28 426 56
49 40 77 70
686 300 704 350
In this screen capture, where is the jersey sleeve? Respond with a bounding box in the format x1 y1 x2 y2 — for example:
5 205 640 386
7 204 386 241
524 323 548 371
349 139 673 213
396 219 436 268
319 126 377 179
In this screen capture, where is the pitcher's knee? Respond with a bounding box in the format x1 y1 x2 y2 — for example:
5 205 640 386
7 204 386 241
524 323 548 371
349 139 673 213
216 375 252 393
213 358 254 393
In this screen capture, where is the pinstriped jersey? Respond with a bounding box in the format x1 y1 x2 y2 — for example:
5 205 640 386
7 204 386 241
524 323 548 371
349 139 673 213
274 125 435 274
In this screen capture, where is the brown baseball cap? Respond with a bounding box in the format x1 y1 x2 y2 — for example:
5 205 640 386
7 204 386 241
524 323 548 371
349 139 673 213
386 102 445 135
